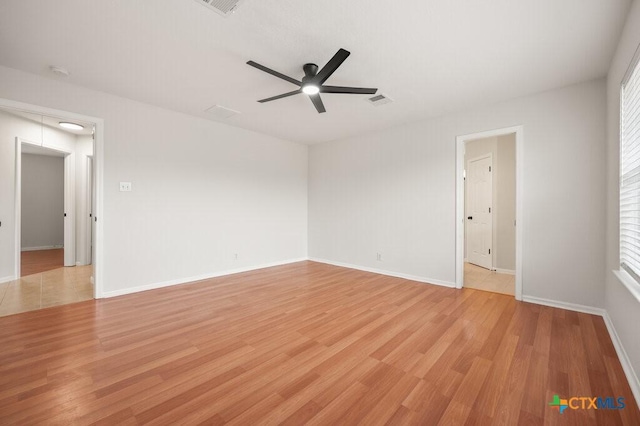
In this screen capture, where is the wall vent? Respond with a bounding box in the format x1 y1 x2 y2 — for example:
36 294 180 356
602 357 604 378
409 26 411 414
205 105 240 119
192 0 245 17
366 94 393 106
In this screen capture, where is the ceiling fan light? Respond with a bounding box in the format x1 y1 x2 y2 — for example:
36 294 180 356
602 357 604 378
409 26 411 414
302 85 320 95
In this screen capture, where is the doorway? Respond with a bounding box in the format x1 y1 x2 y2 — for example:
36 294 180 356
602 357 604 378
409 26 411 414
0 103 102 316
20 143 67 276
456 126 523 299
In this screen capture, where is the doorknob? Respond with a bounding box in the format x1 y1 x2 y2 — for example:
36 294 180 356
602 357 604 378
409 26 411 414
467 216 473 220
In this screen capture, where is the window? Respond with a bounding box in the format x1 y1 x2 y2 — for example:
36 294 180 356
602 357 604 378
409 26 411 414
620 50 640 286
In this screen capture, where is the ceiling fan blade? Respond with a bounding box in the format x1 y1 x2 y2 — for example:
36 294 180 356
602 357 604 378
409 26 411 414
321 86 378 95
247 61 301 86
258 90 302 103
314 49 350 85
309 94 326 113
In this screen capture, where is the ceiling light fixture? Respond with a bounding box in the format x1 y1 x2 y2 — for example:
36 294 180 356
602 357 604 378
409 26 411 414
302 84 320 95
59 122 84 130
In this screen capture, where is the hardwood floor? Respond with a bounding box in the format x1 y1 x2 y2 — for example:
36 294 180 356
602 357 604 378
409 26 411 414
0 261 637 425
21 248 64 277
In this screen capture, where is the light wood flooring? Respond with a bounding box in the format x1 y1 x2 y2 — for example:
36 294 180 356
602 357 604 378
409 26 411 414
464 262 515 296
21 248 64 277
0 261 637 425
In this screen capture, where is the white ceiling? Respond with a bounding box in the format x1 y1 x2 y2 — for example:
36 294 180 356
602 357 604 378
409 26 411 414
0 0 631 144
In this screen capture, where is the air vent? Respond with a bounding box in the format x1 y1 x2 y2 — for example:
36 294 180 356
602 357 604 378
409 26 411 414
205 105 240 119
192 0 245 17
366 94 393 106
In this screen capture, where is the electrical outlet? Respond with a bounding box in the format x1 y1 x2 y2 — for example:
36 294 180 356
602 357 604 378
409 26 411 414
119 182 132 192
377 253 382 261
234 253 238 261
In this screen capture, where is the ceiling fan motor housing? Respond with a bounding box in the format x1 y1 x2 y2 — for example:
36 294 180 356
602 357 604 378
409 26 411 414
303 63 319 82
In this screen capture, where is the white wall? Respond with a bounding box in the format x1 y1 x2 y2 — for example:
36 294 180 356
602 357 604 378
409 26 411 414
21 153 64 249
0 65 308 294
605 0 640 394
496 134 516 271
309 78 606 307
0 111 42 282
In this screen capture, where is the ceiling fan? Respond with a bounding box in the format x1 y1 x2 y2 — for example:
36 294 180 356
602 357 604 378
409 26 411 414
247 48 377 114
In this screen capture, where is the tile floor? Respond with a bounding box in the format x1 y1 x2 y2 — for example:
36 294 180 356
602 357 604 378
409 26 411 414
463 262 515 296
0 265 94 317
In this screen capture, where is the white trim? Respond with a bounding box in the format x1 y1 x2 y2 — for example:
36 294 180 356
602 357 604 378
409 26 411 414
86 156 93 266
494 268 515 275
0 276 15 284
603 311 640 407
101 258 308 298
0 98 104 299
522 295 604 316
456 125 524 301
613 269 640 303
14 138 21 279
308 258 456 288
21 245 63 252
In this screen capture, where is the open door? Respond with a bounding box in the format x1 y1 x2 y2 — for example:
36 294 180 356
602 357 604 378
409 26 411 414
466 154 493 270
63 152 75 266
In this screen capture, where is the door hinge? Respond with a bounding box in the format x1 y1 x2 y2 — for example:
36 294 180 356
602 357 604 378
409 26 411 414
489 248 491 254
489 207 491 213
489 166 491 172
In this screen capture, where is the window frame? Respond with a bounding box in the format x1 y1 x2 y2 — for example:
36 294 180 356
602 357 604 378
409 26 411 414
617 44 640 303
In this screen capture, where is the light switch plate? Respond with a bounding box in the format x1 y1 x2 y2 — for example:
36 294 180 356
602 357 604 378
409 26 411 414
119 182 132 192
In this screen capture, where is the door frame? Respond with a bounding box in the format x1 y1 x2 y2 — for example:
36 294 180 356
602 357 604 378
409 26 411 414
15 139 74 275
3 97 105 299
465 152 493 270
455 125 523 300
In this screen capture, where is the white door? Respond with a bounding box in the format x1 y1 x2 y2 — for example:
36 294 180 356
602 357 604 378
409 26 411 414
63 153 75 267
87 156 94 265
467 155 493 269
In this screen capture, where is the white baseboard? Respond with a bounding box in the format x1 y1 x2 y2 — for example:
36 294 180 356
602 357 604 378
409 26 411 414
308 258 456 288
100 257 308 298
603 311 640 407
521 295 605 316
21 245 63 252
0 275 15 284
494 268 515 275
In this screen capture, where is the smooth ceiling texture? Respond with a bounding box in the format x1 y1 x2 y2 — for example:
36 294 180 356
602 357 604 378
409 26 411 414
0 0 631 144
